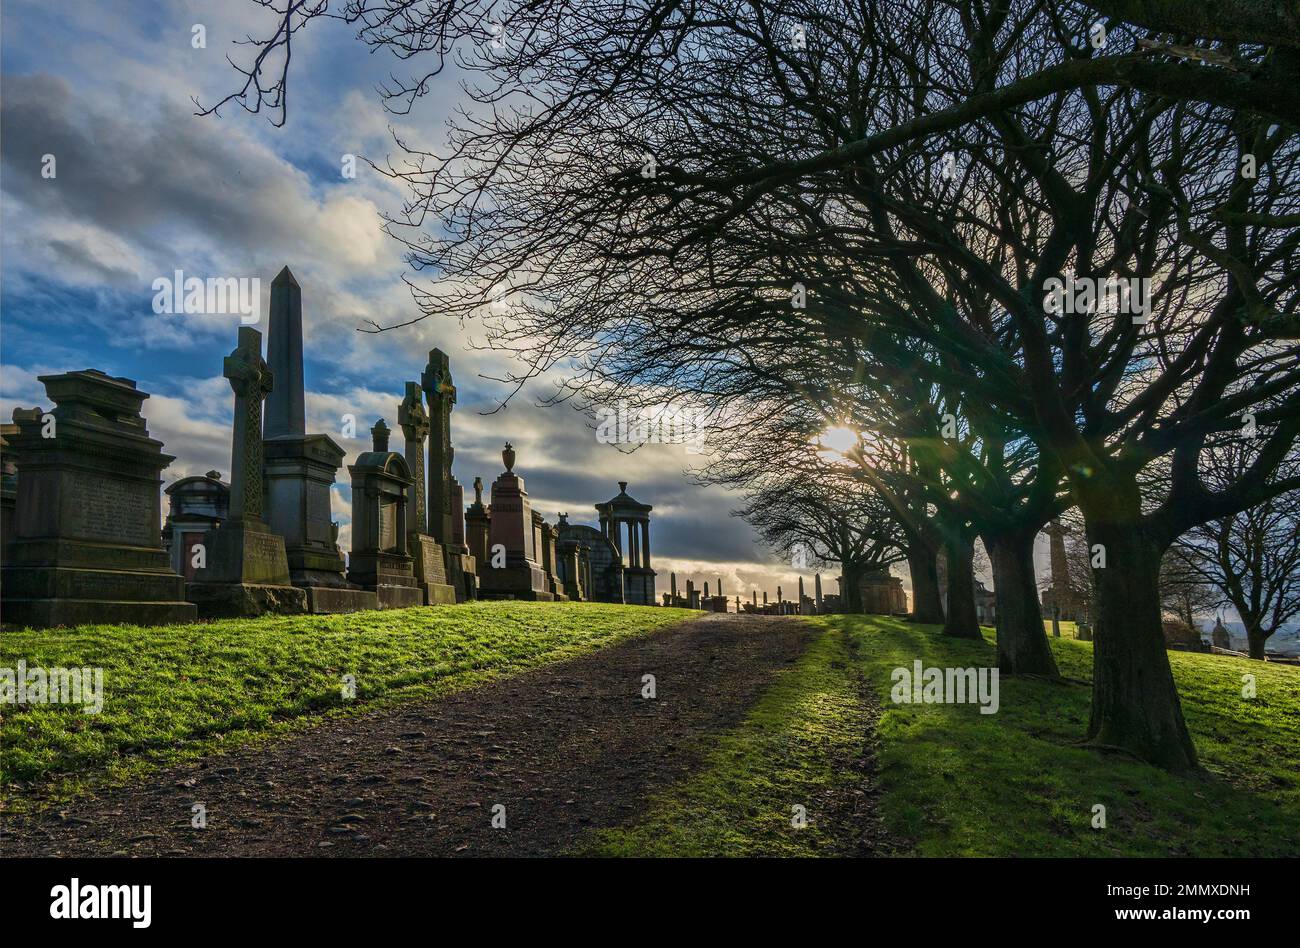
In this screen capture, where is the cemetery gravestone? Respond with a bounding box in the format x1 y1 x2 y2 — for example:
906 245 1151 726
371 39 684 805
188 327 308 617
478 443 553 600
0 370 197 627
346 420 421 609
421 349 474 601
261 267 370 613
398 381 457 605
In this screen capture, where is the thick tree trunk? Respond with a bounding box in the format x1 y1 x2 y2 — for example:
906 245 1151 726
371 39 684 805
942 535 982 639
1078 481 1199 771
842 566 864 614
985 527 1059 677
1247 628 1269 660
907 544 945 625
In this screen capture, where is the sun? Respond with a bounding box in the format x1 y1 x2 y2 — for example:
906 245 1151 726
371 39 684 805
814 425 861 464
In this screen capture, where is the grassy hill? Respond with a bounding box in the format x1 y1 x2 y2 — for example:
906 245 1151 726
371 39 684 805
0 602 691 810
584 615 1300 857
6 605 1295 857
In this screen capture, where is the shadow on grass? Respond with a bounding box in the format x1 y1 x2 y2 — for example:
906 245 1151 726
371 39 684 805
825 614 1300 857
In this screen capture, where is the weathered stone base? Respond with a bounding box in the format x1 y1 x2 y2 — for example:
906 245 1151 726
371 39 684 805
422 583 458 606
187 582 308 619
479 560 552 600
477 590 557 601
376 584 424 610
1 597 197 629
443 549 470 603
303 585 377 614
459 553 479 601
623 567 656 606
192 519 293 587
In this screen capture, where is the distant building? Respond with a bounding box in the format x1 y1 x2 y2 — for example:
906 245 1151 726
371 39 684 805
1211 615 1232 650
857 568 908 615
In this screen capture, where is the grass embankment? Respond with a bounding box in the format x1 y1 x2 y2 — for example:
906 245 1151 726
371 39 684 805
585 616 1300 857
838 615 1300 857
0 601 692 810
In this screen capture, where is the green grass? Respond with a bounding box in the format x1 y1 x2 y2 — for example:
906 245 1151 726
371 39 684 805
579 623 885 857
833 614 1300 857
583 615 1299 857
0 601 693 810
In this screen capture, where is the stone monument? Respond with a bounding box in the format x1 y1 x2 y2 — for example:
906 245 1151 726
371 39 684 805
451 477 477 600
398 381 457 605
534 511 568 601
596 481 655 604
0 371 197 627
163 470 229 581
555 512 587 601
261 267 368 613
478 443 553 600
465 475 491 569
421 348 474 601
346 420 421 609
189 328 308 617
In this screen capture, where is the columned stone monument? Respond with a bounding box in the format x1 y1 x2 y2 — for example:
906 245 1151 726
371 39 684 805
479 443 553 600
421 349 474 601
261 267 367 613
859 568 909 615
188 328 307 617
596 482 655 604
398 382 457 605
346 420 421 609
0 371 196 627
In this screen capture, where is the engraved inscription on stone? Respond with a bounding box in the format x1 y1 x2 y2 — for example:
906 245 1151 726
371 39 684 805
63 471 153 545
305 485 333 543
247 530 287 564
379 501 397 551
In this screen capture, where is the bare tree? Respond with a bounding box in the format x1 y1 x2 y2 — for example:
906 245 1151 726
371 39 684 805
737 470 907 614
1158 545 1220 633
1179 445 1300 658
208 0 1300 770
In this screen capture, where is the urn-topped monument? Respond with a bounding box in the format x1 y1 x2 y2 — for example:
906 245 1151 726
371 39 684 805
478 443 553 600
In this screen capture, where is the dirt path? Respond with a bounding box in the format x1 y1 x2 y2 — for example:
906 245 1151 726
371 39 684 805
2 614 842 857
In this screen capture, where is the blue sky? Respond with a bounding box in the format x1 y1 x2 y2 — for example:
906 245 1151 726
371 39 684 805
0 0 817 602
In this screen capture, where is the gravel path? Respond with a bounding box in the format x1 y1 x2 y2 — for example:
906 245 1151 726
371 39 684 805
2 614 842 857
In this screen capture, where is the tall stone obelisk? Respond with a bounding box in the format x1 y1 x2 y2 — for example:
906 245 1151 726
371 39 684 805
421 348 473 601
264 268 305 439
261 266 368 612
